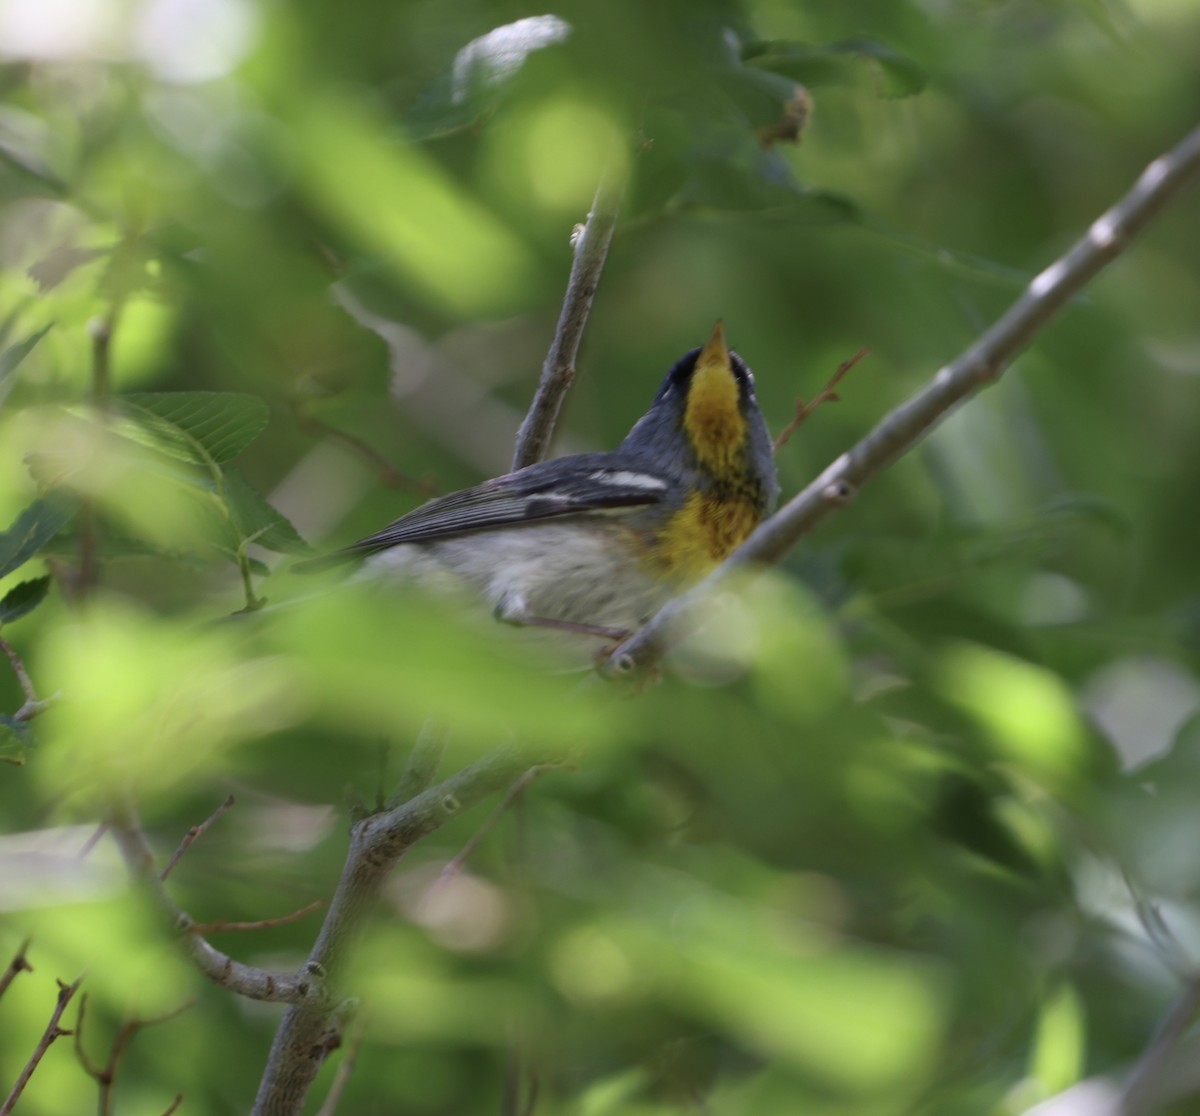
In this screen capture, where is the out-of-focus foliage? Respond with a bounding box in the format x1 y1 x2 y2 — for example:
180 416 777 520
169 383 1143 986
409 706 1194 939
1 0 1200 1113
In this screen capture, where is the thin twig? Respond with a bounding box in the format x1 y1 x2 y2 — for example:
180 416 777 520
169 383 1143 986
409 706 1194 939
75 992 194 1116
0 634 56 722
252 744 535 1115
314 1015 367 1116
511 167 625 470
772 347 870 452
433 765 552 890
77 822 109 860
107 801 312 1004
292 404 439 496
161 794 236 881
189 900 328 935
389 719 448 807
1 976 82 1116
77 313 117 598
1118 976 1200 1115
1121 867 1194 978
0 939 33 1002
159 1094 184 1116
606 119 1200 677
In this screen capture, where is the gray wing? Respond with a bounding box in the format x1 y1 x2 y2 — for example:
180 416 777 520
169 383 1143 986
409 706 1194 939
294 457 671 571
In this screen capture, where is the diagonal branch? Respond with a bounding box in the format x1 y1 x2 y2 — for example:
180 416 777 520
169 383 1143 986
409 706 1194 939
1 976 82 1116
0 939 33 1003
160 794 236 881
107 801 313 1004
606 119 1200 677
251 744 535 1116
511 167 625 470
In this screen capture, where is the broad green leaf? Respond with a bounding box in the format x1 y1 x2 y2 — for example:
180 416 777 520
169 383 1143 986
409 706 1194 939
0 323 52 387
0 576 51 624
121 392 270 464
222 468 312 556
0 495 77 579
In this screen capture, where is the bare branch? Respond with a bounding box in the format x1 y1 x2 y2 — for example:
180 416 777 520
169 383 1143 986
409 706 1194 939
1119 975 1200 1115
74 994 193 1116
314 1015 366 1116
107 801 313 1004
0 939 33 1003
77 822 109 860
433 765 553 889
389 719 448 807
511 167 625 470
252 744 534 1116
1 976 82 1116
77 312 117 599
292 403 439 497
160 794 237 881
0 635 57 722
772 347 870 452
189 900 328 935
607 120 1200 677
159 1094 184 1116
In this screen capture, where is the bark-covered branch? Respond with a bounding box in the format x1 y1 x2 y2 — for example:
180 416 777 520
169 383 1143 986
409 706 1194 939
606 119 1200 677
1 976 81 1116
510 168 624 469
107 802 313 1004
251 745 534 1116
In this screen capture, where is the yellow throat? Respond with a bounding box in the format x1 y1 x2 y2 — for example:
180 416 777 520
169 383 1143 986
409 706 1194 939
683 320 747 473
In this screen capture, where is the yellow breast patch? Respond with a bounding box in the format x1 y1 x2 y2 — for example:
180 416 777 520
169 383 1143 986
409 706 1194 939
651 491 762 584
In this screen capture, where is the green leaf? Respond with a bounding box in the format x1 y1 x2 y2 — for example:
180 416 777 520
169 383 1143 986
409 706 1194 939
744 39 927 98
0 324 52 388
0 576 51 625
0 105 65 195
403 14 572 139
121 392 270 464
0 714 33 764
0 495 77 580
222 468 312 556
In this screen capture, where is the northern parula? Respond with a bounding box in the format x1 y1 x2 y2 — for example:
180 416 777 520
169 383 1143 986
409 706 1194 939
302 322 779 646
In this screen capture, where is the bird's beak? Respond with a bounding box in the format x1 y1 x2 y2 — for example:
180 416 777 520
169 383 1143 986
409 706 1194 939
697 320 730 371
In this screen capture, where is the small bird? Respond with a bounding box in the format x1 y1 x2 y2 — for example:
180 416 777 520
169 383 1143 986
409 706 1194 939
300 322 779 649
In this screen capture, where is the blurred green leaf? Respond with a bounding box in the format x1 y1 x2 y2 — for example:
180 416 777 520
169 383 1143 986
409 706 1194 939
1030 982 1085 1095
403 14 572 139
744 38 928 98
0 714 33 763
0 323 52 388
0 575 51 625
0 495 77 579
0 104 65 194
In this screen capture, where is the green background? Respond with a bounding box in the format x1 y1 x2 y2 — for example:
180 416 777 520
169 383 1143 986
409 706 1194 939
2 1 1200 1113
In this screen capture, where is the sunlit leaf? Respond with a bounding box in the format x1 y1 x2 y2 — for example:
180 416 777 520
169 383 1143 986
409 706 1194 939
1030 982 1085 1095
294 96 539 316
